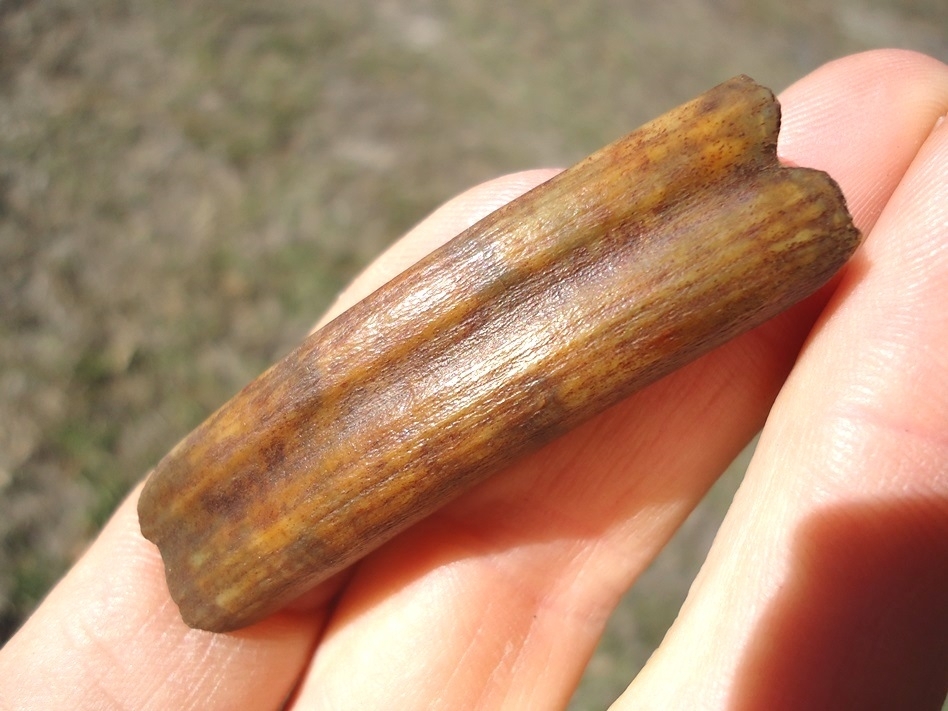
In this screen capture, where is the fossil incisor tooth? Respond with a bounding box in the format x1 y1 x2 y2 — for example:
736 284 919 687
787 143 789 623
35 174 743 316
138 76 861 632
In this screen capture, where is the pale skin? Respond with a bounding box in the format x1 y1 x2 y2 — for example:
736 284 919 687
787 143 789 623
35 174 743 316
1 49 947 710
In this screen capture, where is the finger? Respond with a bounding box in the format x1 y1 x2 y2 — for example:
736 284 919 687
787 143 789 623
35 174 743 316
0 484 324 710
617 50 948 710
777 49 948 234
291 51 948 709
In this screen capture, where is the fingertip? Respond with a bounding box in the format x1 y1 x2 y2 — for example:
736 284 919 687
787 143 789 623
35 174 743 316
777 49 948 233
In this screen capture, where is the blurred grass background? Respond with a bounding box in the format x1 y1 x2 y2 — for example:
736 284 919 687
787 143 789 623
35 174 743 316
1 0 945 706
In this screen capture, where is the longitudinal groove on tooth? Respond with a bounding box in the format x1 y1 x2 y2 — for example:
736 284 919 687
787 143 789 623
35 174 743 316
138 75 861 632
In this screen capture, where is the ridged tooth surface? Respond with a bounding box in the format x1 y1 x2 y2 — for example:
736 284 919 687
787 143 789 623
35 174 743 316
138 75 861 632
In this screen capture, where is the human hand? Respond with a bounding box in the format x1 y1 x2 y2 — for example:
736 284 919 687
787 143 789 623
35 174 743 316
1 49 946 710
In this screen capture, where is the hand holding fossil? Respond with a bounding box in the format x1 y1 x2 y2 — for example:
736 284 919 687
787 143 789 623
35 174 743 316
1 50 946 710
